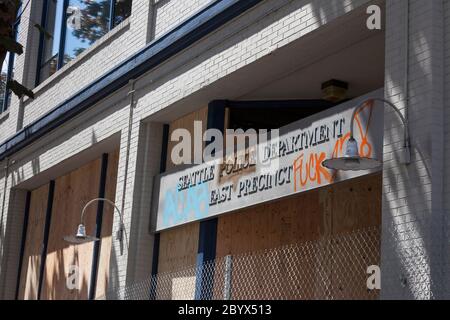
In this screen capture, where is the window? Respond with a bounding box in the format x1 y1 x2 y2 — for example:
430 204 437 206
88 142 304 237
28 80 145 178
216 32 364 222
36 0 132 85
114 0 133 26
1 4 21 114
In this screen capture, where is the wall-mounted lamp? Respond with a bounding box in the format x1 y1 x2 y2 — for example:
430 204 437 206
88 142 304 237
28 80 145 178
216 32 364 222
63 198 124 244
322 98 411 171
322 79 349 103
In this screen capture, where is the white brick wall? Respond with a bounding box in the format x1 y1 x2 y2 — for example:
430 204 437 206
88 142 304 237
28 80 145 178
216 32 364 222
381 0 447 299
0 0 211 142
0 188 27 300
443 0 450 297
0 0 38 142
108 121 164 295
153 0 214 39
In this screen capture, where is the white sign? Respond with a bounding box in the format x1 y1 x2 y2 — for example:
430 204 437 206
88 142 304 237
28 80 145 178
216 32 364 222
153 89 384 231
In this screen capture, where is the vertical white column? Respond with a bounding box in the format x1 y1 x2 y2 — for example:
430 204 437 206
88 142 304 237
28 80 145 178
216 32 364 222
381 0 445 300
108 119 164 299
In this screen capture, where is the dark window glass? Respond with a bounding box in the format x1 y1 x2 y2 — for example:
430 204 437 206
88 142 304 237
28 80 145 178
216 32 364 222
0 53 12 112
38 0 64 84
228 104 336 131
1 3 21 113
37 0 133 85
114 0 132 26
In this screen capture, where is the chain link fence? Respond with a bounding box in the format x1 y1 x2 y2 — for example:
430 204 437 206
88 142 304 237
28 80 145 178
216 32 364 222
102 228 450 300
98 226 449 300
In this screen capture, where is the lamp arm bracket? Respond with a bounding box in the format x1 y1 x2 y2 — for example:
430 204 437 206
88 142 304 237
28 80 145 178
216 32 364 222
350 98 410 148
80 198 124 227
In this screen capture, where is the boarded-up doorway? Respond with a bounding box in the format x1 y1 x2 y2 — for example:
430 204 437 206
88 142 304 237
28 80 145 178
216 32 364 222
17 150 119 300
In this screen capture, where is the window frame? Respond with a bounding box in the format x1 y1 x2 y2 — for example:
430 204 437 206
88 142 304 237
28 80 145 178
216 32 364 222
35 0 131 86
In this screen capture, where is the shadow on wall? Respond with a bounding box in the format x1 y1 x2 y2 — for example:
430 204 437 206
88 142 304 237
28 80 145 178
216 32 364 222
31 158 40 176
5 90 128 190
0 188 27 299
310 0 362 26
41 247 90 300
105 246 121 299
381 2 446 299
17 232 115 300
148 0 171 41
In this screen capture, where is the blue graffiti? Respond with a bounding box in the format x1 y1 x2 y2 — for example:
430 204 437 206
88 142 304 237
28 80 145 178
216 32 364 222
162 183 209 228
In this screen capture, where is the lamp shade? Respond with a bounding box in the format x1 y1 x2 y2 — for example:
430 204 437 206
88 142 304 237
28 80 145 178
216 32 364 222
63 224 100 244
322 138 381 171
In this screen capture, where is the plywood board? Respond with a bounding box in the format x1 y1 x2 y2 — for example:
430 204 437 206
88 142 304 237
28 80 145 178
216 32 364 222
156 222 200 299
158 222 200 274
94 150 120 299
40 159 102 300
215 190 325 299
330 173 382 234
215 173 382 300
216 190 324 257
17 184 50 300
165 107 208 171
329 173 381 299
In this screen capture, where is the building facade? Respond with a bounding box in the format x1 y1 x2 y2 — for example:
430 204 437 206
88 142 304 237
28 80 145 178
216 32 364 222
0 0 449 300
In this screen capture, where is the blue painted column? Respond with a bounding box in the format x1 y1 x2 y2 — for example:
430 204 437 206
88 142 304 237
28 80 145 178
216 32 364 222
195 219 218 299
88 153 109 300
149 233 161 300
149 124 170 299
37 180 55 300
15 191 31 300
194 100 226 300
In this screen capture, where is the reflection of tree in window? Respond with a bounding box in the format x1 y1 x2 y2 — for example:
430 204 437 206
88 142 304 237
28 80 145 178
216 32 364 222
37 0 133 84
67 0 111 61
73 1 110 45
66 0 132 62
38 0 63 84
1 5 20 113
2 55 15 112
0 57 8 108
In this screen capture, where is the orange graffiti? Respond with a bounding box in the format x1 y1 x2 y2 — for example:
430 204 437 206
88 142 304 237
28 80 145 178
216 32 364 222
293 152 333 192
293 101 375 192
332 132 351 159
354 100 374 158
331 101 374 159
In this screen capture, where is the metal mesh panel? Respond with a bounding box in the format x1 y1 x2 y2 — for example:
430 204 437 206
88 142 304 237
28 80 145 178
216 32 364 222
97 228 450 300
98 226 449 300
